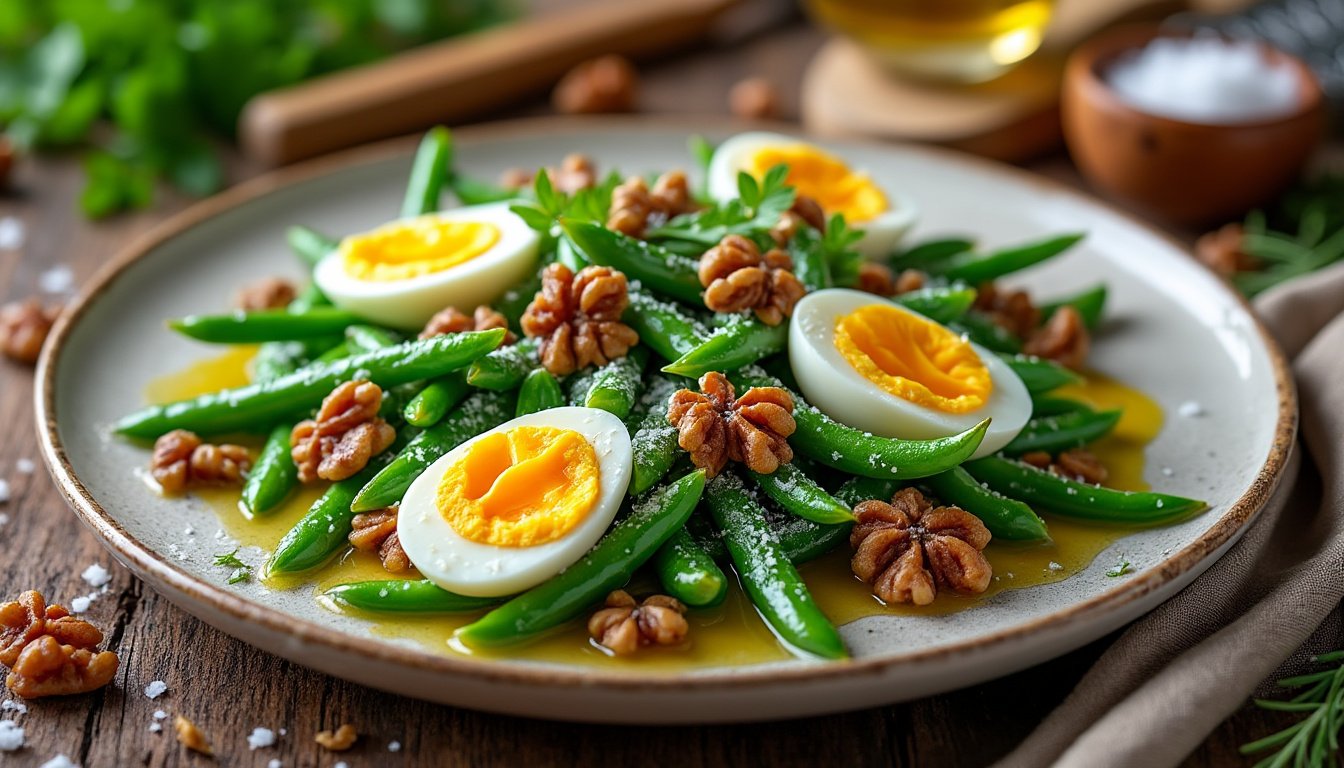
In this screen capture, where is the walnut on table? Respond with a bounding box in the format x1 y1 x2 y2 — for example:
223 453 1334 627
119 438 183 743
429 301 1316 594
1195 222 1257 278
699 234 805 326
729 77 780 120
0 298 59 365
235 277 296 311
520 263 639 376
552 55 637 115
290 381 397 483
150 429 251 494
420 304 515 345
587 590 688 655
315 723 359 751
667 371 795 478
174 715 214 755
0 591 119 699
348 508 410 573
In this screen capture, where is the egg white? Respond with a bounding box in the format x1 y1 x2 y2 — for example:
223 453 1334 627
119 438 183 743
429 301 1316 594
397 406 632 598
314 202 539 330
789 288 1030 459
706 132 918 259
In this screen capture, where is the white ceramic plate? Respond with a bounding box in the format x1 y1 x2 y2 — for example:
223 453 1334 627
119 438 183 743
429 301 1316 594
37 117 1296 723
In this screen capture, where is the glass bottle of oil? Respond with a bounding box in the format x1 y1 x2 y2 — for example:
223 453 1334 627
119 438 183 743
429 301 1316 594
804 0 1056 84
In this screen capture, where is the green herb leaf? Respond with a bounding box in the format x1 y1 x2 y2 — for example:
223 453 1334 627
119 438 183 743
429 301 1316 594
213 548 253 584
1241 651 1344 767
1105 557 1132 578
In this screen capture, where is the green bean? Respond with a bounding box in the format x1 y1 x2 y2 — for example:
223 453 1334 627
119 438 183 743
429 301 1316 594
564 368 597 407
1040 283 1107 330
457 469 707 647
950 311 1022 354
401 126 451 218
324 579 497 614
344 324 401 353
925 233 1085 284
287 281 330 313
561 219 703 304
623 290 708 363
403 374 470 427
239 423 300 518
1031 396 1093 418
652 528 728 607
789 227 832 291
350 389 515 512
663 314 788 378
749 462 855 524
287 225 339 267
116 330 505 439
465 337 539 391
705 473 846 660
733 368 989 480
312 340 351 363
556 236 589 271
888 237 975 270
892 285 977 325
627 376 682 495
583 346 648 419
833 475 899 507
962 456 1206 524
1002 409 1122 456
1002 354 1082 395
516 368 564 416
265 432 408 575
250 338 334 383
689 501 851 565
922 467 1048 541
169 307 364 344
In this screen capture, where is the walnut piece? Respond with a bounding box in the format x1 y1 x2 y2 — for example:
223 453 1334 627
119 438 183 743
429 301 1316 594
501 153 597 195
974 281 1040 340
520 263 639 376
174 715 214 755
553 55 637 114
1 591 118 699
850 488 992 606
699 234 806 326
1025 306 1090 370
667 371 795 478
235 277 296 311
587 590 688 655
1021 448 1108 485
348 508 410 573
1195 222 1257 278
315 723 358 751
857 262 896 296
729 77 780 120
0 299 58 365
894 268 927 295
290 381 397 483
606 171 695 239
768 195 826 246
420 304 516 345
150 430 251 494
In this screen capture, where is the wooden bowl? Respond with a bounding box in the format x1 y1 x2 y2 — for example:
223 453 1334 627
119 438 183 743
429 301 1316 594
1062 25 1325 225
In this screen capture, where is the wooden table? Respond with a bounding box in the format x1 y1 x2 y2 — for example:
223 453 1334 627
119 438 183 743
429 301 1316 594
0 4 1293 766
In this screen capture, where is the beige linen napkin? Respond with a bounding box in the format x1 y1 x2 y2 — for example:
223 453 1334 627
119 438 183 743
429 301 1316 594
998 260 1344 768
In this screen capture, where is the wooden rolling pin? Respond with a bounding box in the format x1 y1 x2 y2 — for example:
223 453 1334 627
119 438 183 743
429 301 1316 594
240 0 738 167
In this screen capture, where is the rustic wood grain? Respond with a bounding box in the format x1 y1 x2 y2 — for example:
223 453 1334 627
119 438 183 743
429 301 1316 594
0 5 1300 766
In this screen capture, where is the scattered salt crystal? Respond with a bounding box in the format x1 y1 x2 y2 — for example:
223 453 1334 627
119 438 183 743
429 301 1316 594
267 760 282 768
1 701 26 715
70 596 92 614
1178 401 1205 418
153 710 167 720
0 720 24 751
388 740 402 752
278 728 286 736
0 217 24 250
40 756 79 768
81 564 111 588
1161 466 1174 477
1107 35 1301 124
38 265 75 295
15 459 34 475
248 727 276 750
0 480 10 504
335 762 349 768
144 680 168 699
0 513 9 527
1048 561 1064 572
148 723 162 733
183 526 194 536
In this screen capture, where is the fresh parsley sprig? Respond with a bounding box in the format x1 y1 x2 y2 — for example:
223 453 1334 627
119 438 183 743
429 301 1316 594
645 164 797 247
1241 650 1344 768
508 168 620 235
212 549 253 585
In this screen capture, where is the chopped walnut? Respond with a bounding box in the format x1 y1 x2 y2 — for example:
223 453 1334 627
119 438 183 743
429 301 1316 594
235 277 296 311
552 55 637 114
1 591 118 699
0 299 58 365
857 262 896 296
606 171 695 239
0 136 13 186
315 723 358 751
974 282 1040 340
768 195 827 246
729 77 780 120
348 508 410 573
699 234 805 326
587 590 688 655
667 372 795 478
1021 448 1108 485
420 304 516 345
894 269 927 295
1025 306 1090 370
1194 223 1257 278
150 430 251 495
520 263 639 376
851 488 992 606
174 715 214 755
291 381 397 483
501 154 597 195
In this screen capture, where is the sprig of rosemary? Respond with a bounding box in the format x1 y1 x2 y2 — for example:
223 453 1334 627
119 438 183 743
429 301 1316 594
1235 174 1344 296
212 549 252 585
1241 650 1344 768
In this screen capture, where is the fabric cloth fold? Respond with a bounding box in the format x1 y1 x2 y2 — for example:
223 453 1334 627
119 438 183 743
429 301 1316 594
998 261 1344 768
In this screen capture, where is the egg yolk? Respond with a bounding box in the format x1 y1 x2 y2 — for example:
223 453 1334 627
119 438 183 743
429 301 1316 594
435 426 600 547
746 144 889 224
342 216 500 282
835 304 992 414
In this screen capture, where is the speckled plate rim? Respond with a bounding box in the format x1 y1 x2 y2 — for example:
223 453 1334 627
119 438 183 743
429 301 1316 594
35 115 1298 694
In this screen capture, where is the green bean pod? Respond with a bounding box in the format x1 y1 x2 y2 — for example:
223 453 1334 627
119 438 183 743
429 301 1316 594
663 314 788 378
350 389 515 512
652 528 728 607
690 501 852 565
1001 409 1122 456
888 237 975 270
950 311 1023 354
556 236 589 271
1002 354 1082 395
1040 283 1107 330
583 346 648 419
287 225 339 267
922 466 1048 541
324 579 496 613
345 324 401 353
116 330 505 439
892 285 977 325
403 374 470 427
456 469 707 647
250 338 334 384
705 473 847 660
626 376 682 495
623 290 708 363
1031 396 1093 418
925 233 1085 284
450 174 518 206
561 219 703 304
239 423 300 518
749 462 855 524
465 337 540 390
401 126 451 218
286 282 330 314
833 475 899 507
515 368 564 416
962 456 1206 524
732 369 989 480
169 307 364 344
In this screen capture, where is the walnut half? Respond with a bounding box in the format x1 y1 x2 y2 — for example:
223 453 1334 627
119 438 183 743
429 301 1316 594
150 430 251 494
291 381 397 483
0 591 119 699
587 590 688 655
667 371 795 478
520 263 639 376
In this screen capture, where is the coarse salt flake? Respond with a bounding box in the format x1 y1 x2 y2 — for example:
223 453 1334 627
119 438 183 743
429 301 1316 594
144 680 168 699
1178 401 1205 418
39 265 75 295
40 756 79 768
70 596 92 614
15 459 34 474
153 710 167 720
81 564 111 588
0 480 10 504
1 701 26 715
148 723 162 733
248 727 276 750
0 720 24 751
388 740 402 752
268 760 282 768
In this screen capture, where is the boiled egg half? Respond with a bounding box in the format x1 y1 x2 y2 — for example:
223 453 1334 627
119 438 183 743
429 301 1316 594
398 406 632 598
314 202 539 330
790 289 1029 459
707 132 917 259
